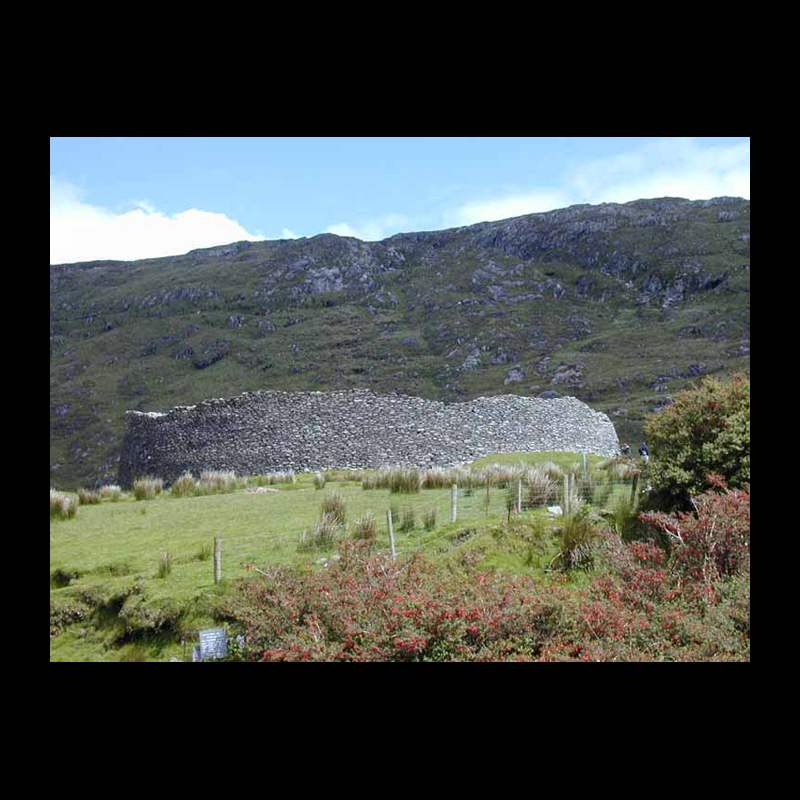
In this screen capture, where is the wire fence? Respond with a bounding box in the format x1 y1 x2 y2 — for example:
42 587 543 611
202 477 641 581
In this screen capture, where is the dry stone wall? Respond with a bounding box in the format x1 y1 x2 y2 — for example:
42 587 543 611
118 390 620 487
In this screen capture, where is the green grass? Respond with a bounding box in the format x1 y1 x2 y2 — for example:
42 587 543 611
469 450 605 471
50 452 638 661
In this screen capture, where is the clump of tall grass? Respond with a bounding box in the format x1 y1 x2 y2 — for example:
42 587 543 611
526 467 559 508
423 508 437 531
77 488 101 505
420 466 471 489
604 494 642 543
556 503 600 571
320 490 347 526
133 476 164 501
478 463 523 487
99 484 123 502
539 461 564 481
353 510 378 542
198 470 241 494
50 489 78 520
249 470 297 487
598 456 639 481
391 467 422 494
399 507 417 532
300 512 341 551
157 551 172 578
362 466 422 493
268 470 296 485
341 470 364 482
193 542 212 562
313 471 326 490
170 472 197 497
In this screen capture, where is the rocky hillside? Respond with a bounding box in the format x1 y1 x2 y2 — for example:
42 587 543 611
50 196 750 489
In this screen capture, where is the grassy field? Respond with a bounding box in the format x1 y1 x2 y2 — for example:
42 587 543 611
50 452 637 661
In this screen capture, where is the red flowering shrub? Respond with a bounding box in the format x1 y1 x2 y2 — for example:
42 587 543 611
640 477 750 586
219 532 750 661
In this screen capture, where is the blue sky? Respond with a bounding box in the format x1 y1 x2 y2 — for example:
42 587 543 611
50 137 750 264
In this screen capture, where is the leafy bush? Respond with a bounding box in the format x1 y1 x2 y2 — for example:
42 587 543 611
644 374 750 508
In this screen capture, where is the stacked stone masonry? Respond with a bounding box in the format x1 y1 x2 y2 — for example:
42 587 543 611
118 390 620 487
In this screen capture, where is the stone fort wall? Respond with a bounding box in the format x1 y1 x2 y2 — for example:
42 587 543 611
118 389 620 487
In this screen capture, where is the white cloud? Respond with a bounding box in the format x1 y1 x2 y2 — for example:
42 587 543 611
50 177 267 264
448 138 750 226
450 190 573 226
326 213 409 242
568 137 750 204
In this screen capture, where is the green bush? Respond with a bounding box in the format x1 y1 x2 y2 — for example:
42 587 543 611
644 374 750 509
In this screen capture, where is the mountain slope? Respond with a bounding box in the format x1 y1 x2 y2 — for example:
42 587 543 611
50 196 750 489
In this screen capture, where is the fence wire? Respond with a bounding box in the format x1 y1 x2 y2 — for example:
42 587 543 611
176 477 641 579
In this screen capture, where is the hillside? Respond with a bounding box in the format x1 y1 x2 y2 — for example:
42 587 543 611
50 196 750 490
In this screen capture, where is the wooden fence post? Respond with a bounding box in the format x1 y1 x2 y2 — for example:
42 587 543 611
451 483 458 523
386 509 396 560
214 537 222 584
517 479 523 514
563 475 570 515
